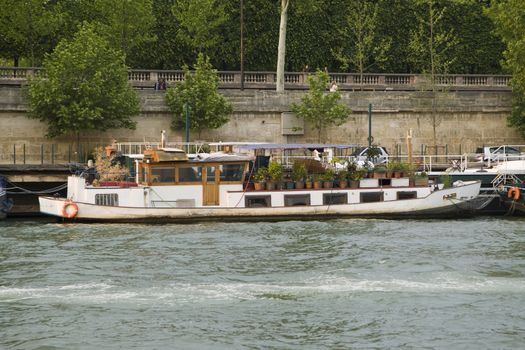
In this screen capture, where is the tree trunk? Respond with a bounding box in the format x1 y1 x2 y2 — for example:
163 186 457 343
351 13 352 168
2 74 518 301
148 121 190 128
276 0 290 93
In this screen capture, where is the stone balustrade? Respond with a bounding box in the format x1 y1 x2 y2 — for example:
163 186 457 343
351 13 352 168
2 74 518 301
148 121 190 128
0 66 512 91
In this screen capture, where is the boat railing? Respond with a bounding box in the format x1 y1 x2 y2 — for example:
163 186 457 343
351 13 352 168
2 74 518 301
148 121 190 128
115 141 208 155
272 153 483 173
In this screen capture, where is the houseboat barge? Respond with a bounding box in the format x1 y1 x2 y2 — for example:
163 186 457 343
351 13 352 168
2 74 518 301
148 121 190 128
39 148 482 222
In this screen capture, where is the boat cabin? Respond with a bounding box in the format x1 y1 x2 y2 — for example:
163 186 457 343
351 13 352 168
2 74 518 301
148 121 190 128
136 149 252 206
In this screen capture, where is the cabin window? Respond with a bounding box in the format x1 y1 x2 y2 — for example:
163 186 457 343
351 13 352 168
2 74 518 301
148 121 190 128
151 167 175 183
139 166 147 183
323 193 348 205
206 166 216 182
397 191 417 200
179 166 202 182
284 194 311 206
245 195 271 208
95 193 119 206
220 164 244 182
360 192 384 203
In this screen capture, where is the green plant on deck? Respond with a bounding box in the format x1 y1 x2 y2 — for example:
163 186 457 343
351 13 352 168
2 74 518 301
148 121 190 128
350 169 366 181
291 161 308 182
321 168 335 182
267 160 283 182
373 165 387 174
252 167 268 183
337 169 349 181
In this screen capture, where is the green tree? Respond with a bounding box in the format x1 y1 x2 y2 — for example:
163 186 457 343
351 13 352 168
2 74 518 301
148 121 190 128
333 0 391 86
25 23 140 138
92 0 156 66
0 0 62 66
409 0 458 85
487 0 525 136
165 53 232 138
172 0 229 56
291 70 352 142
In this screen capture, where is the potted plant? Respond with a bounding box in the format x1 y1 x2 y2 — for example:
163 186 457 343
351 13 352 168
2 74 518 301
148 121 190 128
305 174 313 189
322 168 335 188
350 169 365 188
292 161 308 189
414 171 429 186
386 161 397 178
313 174 323 189
267 160 282 190
337 169 348 188
373 165 387 179
252 167 268 191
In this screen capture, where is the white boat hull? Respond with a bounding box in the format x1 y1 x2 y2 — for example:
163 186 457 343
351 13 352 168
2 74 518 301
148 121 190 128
39 181 481 222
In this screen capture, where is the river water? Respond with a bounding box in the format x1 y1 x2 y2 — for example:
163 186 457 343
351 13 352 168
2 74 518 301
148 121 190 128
1 218 524 349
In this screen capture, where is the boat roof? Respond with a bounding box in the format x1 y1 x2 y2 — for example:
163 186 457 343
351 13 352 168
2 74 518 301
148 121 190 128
191 153 254 162
234 143 359 150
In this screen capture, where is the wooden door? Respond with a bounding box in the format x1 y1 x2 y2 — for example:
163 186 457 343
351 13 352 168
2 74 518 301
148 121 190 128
203 166 219 205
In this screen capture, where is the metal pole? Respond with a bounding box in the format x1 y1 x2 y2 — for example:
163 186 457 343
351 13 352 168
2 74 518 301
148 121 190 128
51 144 55 164
367 103 373 147
184 103 191 144
41 144 44 164
13 144 16 164
240 0 245 90
23 144 26 164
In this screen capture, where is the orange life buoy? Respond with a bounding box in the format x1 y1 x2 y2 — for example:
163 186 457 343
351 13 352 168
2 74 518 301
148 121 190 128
62 200 78 218
507 187 520 201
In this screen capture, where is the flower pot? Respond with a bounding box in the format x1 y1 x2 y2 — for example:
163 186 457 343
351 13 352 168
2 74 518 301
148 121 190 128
285 181 295 190
313 181 322 189
305 181 313 189
266 182 275 190
295 181 305 189
323 181 333 189
254 182 264 191
339 180 348 189
350 180 359 189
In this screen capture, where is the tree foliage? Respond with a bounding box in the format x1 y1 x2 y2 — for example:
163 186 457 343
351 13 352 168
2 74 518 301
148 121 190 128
165 53 232 137
0 0 62 66
487 0 525 136
334 0 391 80
25 23 140 138
172 0 229 56
0 0 507 75
92 0 156 66
409 0 458 84
291 70 352 142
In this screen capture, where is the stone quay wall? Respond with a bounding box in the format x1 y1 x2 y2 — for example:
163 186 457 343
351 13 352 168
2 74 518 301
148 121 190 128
0 86 520 164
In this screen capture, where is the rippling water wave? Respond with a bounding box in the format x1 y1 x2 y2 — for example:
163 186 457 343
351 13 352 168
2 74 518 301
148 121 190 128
1 218 524 349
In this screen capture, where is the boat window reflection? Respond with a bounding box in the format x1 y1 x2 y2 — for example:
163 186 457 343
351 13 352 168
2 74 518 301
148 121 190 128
179 166 202 182
220 164 244 181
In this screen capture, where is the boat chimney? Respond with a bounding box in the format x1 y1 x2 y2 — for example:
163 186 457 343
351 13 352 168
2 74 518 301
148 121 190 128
160 130 166 148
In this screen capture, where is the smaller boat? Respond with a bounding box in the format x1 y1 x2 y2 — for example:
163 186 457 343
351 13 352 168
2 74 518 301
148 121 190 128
38 148 482 222
428 159 525 214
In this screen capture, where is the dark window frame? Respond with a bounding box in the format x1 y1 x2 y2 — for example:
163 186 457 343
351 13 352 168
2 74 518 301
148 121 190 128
284 194 311 206
245 195 272 208
323 193 348 205
359 192 384 203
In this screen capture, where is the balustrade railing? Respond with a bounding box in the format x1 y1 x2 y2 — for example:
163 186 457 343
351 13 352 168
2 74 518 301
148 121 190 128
0 66 512 91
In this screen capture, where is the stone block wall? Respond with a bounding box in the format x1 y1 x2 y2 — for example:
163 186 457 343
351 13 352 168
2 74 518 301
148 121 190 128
0 86 521 163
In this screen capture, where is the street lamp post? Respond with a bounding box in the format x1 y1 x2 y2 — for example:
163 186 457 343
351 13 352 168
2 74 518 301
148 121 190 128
184 103 191 144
